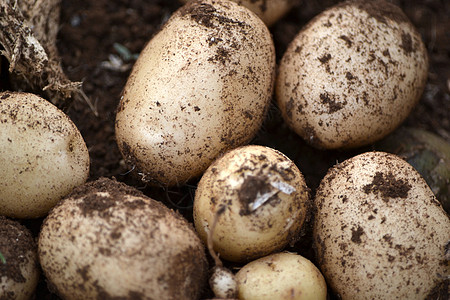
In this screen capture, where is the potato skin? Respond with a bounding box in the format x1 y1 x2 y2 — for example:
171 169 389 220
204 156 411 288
115 0 275 186
235 252 327 300
194 145 310 262
276 0 428 149
313 151 450 299
38 178 208 300
0 92 89 218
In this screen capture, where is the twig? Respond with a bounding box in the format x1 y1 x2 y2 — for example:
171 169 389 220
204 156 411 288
207 205 226 268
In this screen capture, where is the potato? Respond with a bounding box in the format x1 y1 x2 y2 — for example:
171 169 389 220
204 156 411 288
0 216 39 300
38 178 208 300
115 0 275 186
276 0 428 149
209 266 238 299
0 91 90 218
179 0 297 26
235 252 327 300
194 145 310 262
313 151 450 299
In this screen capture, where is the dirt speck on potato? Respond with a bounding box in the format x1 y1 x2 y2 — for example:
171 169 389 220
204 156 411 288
181 1 217 28
70 177 145 216
180 0 247 30
350 226 364 244
319 93 345 114
400 33 414 54
362 171 412 201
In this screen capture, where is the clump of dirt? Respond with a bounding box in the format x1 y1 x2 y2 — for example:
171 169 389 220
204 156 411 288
363 171 412 201
350 225 365 244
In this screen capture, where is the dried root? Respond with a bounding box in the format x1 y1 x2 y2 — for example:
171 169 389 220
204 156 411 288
207 205 238 299
0 0 93 111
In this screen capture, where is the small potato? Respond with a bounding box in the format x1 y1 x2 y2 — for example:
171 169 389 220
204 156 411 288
38 178 208 300
0 216 39 300
235 252 327 300
115 0 275 186
0 92 90 218
276 0 428 149
209 266 238 299
314 151 450 299
179 0 298 26
194 145 310 262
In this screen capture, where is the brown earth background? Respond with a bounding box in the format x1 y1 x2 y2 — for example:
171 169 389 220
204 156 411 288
4 0 449 298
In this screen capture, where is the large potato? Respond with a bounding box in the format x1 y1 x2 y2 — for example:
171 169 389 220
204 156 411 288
0 92 90 218
38 178 208 300
276 0 428 149
313 151 450 299
115 0 275 186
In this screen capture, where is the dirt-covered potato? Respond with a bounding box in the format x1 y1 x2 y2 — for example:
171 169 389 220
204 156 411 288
313 151 450 299
235 252 327 300
115 0 275 186
179 0 297 26
276 0 428 149
0 216 39 300
38 178 208 300
194 145 310 262
0 92 89 218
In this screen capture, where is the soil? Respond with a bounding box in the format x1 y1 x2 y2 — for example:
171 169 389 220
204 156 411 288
2 0 449 298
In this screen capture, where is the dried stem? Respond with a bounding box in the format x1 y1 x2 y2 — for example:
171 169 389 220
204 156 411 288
0 0 94 111
207 205 226 268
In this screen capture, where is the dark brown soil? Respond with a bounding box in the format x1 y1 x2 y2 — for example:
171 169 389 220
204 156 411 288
3 0 449 298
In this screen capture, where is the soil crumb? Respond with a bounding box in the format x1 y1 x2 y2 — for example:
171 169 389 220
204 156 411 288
363 171 411 201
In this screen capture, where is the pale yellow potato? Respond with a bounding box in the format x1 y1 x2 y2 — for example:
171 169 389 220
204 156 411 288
0 216 39 300
0 92 89 218
209 266 238 299
276 0 428 149
179 0 297 26
194 145 310 262
38 178 208 300
115 0 275 186
236 252 327 300
314 151 450 299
